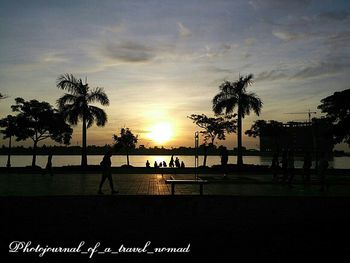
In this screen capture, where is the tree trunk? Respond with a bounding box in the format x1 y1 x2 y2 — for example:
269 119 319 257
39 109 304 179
81 114 87 167
203 146 208 167
32 140 37 167
237 104 243 167
6 136 11 168
126 149 130 166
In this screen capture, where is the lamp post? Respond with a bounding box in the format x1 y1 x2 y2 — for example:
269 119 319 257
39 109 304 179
194 131 199 180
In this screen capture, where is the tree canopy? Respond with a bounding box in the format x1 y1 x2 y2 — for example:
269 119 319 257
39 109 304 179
245 120 285 138
188 114 236 145
11 97 73 166
12 98 72 145
318 89 350 146
113 128 138 166
113 128 138 150
0 115 18 139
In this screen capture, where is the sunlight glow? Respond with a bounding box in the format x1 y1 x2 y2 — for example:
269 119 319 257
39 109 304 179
148 123 174 144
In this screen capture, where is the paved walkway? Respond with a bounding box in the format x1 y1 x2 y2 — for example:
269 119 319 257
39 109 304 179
1 172 350 196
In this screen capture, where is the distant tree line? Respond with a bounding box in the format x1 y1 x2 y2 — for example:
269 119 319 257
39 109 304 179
0 144 260 156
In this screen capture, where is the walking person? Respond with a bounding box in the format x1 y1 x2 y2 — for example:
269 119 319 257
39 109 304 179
98 150 118 195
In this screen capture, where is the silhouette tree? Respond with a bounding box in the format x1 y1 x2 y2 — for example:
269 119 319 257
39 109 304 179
113 128 138 166
245 120 285 152
0 115 18 167
318 89 350 147
213 74 263 166
57 74 109 167
11 98 73 167
188 114 236 167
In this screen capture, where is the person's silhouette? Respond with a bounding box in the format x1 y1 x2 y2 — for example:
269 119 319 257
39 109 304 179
162 161 167 167
98 150 118 194
146 160 150 168
44 148 53 176
175 157 180 168
154 161 158 168
180 161 185 168
169 155 174 168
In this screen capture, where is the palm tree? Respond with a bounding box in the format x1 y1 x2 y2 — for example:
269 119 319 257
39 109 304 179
213 74 262 167
57 74 109 167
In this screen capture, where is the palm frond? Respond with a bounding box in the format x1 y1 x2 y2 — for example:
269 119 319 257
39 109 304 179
241 92 263 117
87 87 110 106
86 113 95 128
249 96 263 116
88 105 107 127
212 93 226 115
56 73 80 94
235 74 254 93
213 92 238 115
60 104 81 125
219 81 234 94
56 93 77 111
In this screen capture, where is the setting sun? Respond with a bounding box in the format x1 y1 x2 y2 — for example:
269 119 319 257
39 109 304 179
148 123 174 145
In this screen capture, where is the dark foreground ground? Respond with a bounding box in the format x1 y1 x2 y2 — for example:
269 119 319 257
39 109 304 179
2 196 350 262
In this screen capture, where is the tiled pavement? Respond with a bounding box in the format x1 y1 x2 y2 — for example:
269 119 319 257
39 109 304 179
1 172 350 196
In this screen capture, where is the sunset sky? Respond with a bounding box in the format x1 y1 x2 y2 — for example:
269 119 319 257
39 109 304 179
1 0 350 150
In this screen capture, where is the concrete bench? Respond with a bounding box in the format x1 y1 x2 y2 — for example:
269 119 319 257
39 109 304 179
165 176 209 195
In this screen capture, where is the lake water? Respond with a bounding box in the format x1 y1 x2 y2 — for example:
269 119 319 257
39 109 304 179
1 155 350 169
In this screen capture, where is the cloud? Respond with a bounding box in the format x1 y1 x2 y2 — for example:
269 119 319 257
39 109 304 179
249 0 311 11
134 129 151 134
245 38 256 46
272 30 303 41
177 22 192 37
256 61 350 82
255 70 288 82
242 52 251 59
41 52 69 64
102 41 156 63
204 65 232 74
317 11 349 21
292 62 349 80
102 23 125 34
325 31 350 48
